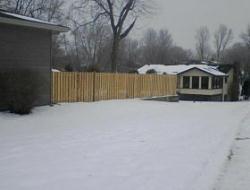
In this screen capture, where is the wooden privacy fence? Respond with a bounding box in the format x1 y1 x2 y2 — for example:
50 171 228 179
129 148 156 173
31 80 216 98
52 72 177 103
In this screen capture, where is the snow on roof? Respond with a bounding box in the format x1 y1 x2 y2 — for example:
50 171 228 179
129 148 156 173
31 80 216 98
52 69 61 72
1 11 54 25
0 9 69 33
138 64 227 76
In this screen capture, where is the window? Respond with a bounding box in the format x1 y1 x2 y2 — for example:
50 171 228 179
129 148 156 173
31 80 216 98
192 76 199 89
201 77 209 89
183 76 190 89
212 77 223 89
212 78 216 89
212 77 217 89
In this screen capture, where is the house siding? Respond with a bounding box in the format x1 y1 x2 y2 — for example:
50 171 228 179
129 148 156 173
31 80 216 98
0 23 52 106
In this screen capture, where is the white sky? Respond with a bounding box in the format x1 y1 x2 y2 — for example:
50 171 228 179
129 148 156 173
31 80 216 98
132 0 250 50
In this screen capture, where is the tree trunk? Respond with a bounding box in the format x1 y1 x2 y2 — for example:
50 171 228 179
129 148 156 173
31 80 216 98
111 36 120 72
74 33 81 71
231 62 241 101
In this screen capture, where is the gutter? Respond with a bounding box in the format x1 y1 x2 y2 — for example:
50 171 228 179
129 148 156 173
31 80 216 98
0 17 70 33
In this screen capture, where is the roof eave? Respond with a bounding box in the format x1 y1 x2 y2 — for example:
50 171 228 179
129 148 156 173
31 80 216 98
177 67 227 77
0 17 70 33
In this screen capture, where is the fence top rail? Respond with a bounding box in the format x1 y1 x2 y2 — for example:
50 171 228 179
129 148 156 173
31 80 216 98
52 71 177 77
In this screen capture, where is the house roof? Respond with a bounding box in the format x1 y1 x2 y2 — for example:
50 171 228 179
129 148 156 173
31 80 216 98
0 9 70 33
138 64 227 77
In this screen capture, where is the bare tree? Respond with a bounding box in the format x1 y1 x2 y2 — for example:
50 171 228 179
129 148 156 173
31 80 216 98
68 3 112 71
0 0 46 17
214 24 233 61
142 28 158 65
141 28 193 66
44 0 65 22
141 28 173 65
239 25 250 79
157 29 173 65
78 23 111 69
241 25 250 50
76 0 150 72
118 38 140 71
169 46 194 64
195 26 210 61
0 0 65 22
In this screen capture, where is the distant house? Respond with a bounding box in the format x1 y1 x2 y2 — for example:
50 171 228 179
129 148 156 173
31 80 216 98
0 9 69 105
138 64 230 101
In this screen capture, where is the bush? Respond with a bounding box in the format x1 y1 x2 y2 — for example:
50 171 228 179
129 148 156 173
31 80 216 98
86 64 101 72
0 69 42 115
65 64 74 72
128 70 139 74
146 69 157 74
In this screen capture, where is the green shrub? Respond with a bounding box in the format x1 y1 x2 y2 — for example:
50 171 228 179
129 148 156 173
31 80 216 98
0 69 42 115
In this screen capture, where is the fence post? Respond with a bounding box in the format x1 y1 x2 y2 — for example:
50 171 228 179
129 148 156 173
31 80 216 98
92 72 96 102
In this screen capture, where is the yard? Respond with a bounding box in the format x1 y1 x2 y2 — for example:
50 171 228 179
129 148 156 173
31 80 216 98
0 100 249 190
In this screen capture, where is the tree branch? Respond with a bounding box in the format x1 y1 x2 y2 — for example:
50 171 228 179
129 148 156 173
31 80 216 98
120 18 136 39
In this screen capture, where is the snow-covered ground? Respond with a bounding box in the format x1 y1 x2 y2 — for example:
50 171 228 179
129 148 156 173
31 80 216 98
215 103 250 190
0 100 249 190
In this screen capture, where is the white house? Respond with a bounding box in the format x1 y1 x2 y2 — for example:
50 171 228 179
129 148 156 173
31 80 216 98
138 64 229 101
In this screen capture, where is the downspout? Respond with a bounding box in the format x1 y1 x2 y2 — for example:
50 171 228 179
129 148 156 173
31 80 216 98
50 32 53 106
222 77 225 102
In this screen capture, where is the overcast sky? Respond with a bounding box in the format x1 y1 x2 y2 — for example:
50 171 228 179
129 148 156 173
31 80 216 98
132 0 250 50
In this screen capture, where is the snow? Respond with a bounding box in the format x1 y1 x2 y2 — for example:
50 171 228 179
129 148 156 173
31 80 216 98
138 64 227 76
0 100 249 190
138 64 188 75
52 69 61 72
215 106 250 190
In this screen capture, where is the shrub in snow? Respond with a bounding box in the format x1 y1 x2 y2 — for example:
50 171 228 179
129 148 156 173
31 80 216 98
146 69 157 74
0 69 42 115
